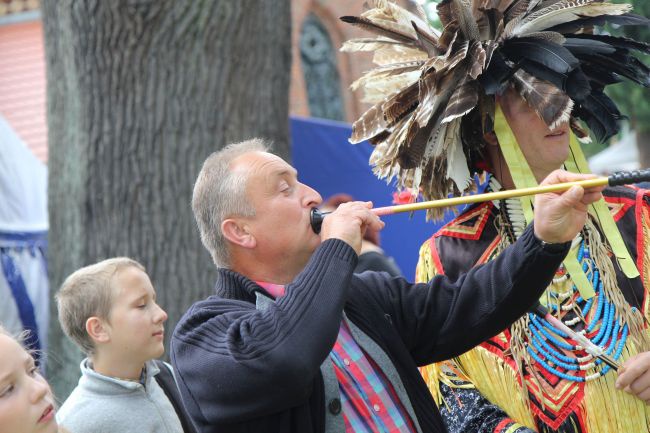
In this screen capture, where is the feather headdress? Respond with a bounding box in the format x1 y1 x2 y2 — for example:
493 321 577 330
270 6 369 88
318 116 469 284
341 0 650 215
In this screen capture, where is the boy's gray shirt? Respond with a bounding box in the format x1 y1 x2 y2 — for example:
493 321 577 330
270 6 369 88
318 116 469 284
57 359 184 433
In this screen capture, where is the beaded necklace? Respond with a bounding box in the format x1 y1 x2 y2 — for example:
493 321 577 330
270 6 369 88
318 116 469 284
490 176 628 382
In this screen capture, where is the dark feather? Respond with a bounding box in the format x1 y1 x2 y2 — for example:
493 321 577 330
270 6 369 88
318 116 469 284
339 16 417 44
578 63 624 87
468 40 487 79
504 0 532 23
477 0 513 13
351 104 388 144
480 49 514 95
437 0 455 28
573 91 624 142
368 130 391 145
533 0 563 9
411 21 441 56
442 81 480 123
398 115 437 169
511 69 572 127
569 34 650 55
451 0 481 41
517 59 591 101
549 13 650 34
383 81 420 126
562 37 616 56
565 68 592 101
501 37 579 74
569 117 590 141
403 66 467 167
583 52 650 87
438 21 460 53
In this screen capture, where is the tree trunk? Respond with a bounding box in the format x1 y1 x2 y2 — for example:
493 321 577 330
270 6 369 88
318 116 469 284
42 0 291 399
637 130 650 168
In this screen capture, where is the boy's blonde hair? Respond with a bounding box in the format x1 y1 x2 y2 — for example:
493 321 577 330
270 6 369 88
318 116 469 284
56 257 145 355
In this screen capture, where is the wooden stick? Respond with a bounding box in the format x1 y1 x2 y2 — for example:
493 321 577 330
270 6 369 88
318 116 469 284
371 177 608 216
310 169 650 233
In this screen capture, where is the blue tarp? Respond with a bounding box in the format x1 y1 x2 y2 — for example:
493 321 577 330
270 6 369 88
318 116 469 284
291 116 447 278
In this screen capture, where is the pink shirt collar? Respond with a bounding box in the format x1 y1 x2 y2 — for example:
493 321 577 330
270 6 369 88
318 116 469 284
255 281 286 298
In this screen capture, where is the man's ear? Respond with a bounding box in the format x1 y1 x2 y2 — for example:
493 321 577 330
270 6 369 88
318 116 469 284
86 317 111 344
484 130 498 147
222 218 256 249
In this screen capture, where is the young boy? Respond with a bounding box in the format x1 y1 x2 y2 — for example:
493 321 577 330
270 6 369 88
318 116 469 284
55 257 195 433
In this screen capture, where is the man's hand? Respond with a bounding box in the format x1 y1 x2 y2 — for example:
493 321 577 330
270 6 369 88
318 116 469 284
616 351 650 404
319 201 385 255
533 170 604 244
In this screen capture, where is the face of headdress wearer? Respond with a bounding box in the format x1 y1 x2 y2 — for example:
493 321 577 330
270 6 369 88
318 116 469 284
0 334 57 433
496 89 571 185
233 151 323 277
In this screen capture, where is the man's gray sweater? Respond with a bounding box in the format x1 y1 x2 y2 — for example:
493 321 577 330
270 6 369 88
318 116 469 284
57 359 184 433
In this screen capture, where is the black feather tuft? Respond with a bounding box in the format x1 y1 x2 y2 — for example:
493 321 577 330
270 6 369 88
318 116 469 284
569 34 650 55
501 37 579 74
516 59 591 102
562 38 616 56
480 50 514 95
574 92 624 143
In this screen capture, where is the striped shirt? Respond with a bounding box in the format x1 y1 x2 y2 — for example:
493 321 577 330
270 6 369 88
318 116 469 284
256 282 416 433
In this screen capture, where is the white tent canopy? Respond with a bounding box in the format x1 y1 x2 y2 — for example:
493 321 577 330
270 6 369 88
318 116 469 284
0 114 47 231
0 114 49 356
588 131 640 175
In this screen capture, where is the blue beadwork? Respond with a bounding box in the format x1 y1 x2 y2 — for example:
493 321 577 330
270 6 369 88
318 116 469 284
526 240 627 382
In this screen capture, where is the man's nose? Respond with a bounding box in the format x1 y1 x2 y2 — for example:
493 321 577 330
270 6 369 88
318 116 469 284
301 184 322 208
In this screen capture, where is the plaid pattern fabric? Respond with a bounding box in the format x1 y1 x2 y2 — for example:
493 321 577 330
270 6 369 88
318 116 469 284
256 281 415 433
330 321 416 433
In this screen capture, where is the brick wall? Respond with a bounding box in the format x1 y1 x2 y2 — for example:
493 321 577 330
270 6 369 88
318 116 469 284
0 19 48 163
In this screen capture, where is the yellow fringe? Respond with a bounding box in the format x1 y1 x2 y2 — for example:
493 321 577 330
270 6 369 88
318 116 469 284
454 348 536 429
583 345 650 433
415 240 435 283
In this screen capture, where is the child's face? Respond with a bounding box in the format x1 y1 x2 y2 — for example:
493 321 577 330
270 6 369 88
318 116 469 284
104 266 168 364
0 335 57 433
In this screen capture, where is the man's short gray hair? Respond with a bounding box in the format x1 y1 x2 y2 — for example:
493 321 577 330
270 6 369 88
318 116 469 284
192 138 269 268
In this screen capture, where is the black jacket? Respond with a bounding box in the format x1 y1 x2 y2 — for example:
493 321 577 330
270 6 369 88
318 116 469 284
171 225 568 433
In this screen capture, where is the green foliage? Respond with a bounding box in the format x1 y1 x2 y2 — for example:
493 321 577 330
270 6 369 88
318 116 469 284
606 0 650 134
421 0 442 30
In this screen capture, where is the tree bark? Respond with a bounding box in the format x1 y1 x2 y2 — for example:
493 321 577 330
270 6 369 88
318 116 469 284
42 0 291 399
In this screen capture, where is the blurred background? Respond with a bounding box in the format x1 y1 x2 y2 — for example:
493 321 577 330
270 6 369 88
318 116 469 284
1 0 647 400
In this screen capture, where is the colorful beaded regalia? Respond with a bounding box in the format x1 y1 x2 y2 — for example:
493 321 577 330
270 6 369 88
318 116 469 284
416 182 650 433
340 1 650 432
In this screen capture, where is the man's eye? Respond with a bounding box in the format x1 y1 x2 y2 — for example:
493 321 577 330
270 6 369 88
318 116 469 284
28 366 38 376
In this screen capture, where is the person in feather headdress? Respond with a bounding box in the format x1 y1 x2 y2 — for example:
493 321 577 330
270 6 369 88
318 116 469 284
341 1 650 432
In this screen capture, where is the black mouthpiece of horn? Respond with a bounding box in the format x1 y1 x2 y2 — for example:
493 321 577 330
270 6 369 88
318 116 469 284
609 168 650 186
310 208 331 234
